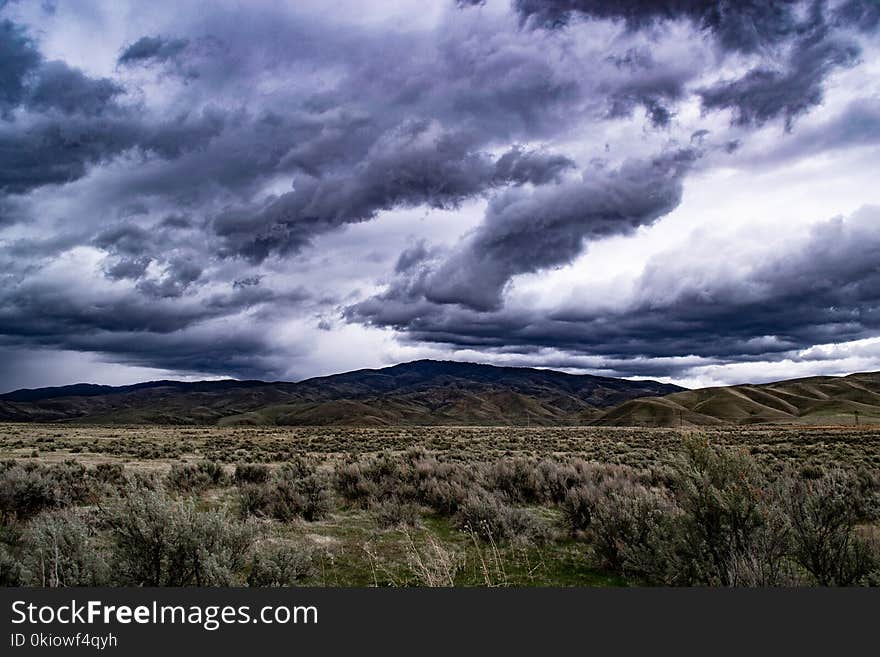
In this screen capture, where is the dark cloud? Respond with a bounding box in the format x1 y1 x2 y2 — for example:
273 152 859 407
0 107 226 194
118 35 189 66
103 256 151 281
394 241 432 274
0 283 207 336
0 196 24 227
833 0 880 32
603 47 691 126
93 223 152 255
515 1 874 131
699 32 860 130
492 146 575 185
0 246 307 376
136 258 203 298
212 122 577 262
351 206 880 373
0 2 877 385
744 97 880 165
0 19 121 118
579 205 880 359
158 214 193 229
232 275 262 289
85 328 283 380
140 107 226 158
0 18 40 115
0 325 283 382
356 147 696 313
0 116 141 194
513 1 807 53
0 17 226 195
26 60 123 116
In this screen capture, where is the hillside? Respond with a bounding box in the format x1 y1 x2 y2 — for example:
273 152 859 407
0 360 682 426
592 371 880 427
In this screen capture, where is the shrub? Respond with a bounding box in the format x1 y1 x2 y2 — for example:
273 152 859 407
666 437 771 585
237 483 273 519
0 461 92 522
363 453 418 501
559 467 648 536
538 459 593 504
47 461 93 505
234 463 271 484
106 482 255 586
485 458 546 504
373 497 421 529
785 470 878 586
0 544 24 586
560 485 599 535
247 541 314 586
238 462 332 522
588 483 678 576
413 461 474 515
333 461 378 508
0 464 58 522
455 490 549 545
271 466 332 522
166 461 227 492
125 471 162 491
22 509 109 587
724 505 794 586
91 463 125 487
586 439 795 586
855 527 880 586
333 453 424 509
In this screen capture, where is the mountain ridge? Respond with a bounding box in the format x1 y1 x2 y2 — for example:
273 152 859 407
0 359 682 426
4 360 878 427
592 371 880 427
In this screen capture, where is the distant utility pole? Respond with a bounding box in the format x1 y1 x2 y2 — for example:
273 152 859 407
854 409 860 427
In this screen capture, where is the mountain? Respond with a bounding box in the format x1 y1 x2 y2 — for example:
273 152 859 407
0 379 276 403
0 360 683 426
592 371 880 427
6 362 877 427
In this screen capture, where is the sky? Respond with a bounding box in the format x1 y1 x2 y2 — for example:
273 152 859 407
1 0 879 392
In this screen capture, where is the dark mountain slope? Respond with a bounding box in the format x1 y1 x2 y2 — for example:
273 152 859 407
0 359 682 426
0 379 278 403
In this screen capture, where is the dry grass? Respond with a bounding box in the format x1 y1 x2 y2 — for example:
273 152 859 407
2 422 878 473
2 423 878 587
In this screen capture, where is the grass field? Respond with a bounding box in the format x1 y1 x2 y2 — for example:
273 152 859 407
4 423 880 469
1 423 879 587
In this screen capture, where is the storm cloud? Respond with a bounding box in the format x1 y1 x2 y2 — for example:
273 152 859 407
352 206 880 378
699 29 861 129
212 127 576 262
118 35 189 66
0 0 878 389
515 0 877 129
360 147 697 312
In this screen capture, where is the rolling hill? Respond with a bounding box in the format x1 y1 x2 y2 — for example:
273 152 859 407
0 359 682 426
5 361 878 427
592 371 880 427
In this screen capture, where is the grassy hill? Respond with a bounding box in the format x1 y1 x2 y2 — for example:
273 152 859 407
7 360 877 428
592 372 880 427
0 359 682 426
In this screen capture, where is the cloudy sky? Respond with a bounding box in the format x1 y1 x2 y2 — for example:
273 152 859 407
1 0 879 392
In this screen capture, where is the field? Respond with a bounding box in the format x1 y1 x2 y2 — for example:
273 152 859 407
2 423 879 587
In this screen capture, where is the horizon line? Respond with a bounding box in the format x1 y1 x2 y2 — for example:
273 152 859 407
0 357 872 397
